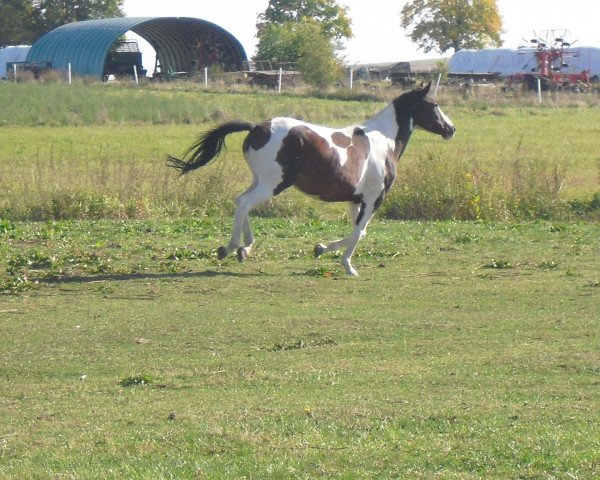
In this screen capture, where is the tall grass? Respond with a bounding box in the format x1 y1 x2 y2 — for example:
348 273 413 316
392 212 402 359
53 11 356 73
381 145 569 221
0 82 383 127
0 82 598 221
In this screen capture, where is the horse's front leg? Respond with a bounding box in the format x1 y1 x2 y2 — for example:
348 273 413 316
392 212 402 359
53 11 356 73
314 202 373 276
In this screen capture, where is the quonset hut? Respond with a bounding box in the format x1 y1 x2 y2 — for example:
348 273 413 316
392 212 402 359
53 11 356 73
25 17 247 80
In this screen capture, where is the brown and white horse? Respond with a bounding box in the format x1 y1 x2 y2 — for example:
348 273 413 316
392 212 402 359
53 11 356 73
168 82 455 276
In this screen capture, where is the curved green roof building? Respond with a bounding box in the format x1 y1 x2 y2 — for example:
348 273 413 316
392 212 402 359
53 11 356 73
26 17 247 79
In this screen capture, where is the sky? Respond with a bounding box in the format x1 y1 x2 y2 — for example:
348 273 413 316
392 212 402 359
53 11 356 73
123 0 600 68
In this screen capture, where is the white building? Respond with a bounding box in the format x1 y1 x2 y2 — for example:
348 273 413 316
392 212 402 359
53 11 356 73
0 45 32 79
449 47 600 78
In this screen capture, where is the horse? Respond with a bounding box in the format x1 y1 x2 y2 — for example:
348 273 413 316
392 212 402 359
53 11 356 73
167 82 455 276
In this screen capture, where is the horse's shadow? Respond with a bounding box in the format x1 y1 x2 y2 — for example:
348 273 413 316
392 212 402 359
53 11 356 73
39 269 266 286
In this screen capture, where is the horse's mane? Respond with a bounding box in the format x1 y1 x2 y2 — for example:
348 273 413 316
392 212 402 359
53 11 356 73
392 85 429 111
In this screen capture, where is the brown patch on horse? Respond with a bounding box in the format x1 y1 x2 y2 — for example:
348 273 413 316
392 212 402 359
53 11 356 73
243 121 272 151
274 125 369 203
347 127 370 171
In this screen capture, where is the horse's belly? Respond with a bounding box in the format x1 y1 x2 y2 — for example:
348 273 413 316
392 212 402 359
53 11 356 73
294 172 361 203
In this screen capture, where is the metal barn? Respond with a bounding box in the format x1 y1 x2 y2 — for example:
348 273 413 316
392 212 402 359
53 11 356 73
26 17 247 80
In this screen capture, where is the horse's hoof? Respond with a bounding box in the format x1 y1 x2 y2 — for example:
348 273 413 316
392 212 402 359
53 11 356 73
342 259 359 276
236 247 247 262
217 246 228 260
314 244 326 258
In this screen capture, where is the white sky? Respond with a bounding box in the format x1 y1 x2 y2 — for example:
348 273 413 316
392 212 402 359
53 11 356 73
123 0 600 65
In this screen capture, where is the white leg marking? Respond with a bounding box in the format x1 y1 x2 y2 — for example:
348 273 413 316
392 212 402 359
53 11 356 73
221 180 273 261
314 204 360 257
341 203 374 276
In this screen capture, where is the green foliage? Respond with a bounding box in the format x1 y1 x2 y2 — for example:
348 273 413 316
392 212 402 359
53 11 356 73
255 21 310 65
0 0 41 46
256 0 352 43
569 192 600 219
255 0 351 78
0 218 16 235
255 18 345 86
0 0 124 46
380 152 490 221
401 0 503 53
297 26 345 88
37 0 124 33
506 155 566 220
482 258 512 269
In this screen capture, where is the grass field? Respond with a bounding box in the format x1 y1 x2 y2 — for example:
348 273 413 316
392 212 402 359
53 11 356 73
1 218 599 478
1 82 600 478
1 82 599 221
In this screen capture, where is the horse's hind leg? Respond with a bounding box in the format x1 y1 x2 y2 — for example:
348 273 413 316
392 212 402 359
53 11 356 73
341 203 376 276
218 180 273 262
314 203 360 257
314 202 374 276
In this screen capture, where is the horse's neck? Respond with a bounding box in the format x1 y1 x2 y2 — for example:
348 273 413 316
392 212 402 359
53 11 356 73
364 104 413 161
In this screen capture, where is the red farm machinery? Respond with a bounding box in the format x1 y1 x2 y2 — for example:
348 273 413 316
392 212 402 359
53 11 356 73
505 30 590 92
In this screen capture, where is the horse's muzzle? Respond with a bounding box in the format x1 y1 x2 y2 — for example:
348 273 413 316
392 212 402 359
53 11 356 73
443 126 456 140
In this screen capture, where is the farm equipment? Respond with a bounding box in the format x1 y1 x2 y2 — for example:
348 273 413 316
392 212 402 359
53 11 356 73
240 60 299 88
6 61 51 79
103 40 146 80
504 30 590 92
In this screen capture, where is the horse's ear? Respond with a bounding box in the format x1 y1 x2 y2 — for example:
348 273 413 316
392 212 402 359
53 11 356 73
421 81 432 96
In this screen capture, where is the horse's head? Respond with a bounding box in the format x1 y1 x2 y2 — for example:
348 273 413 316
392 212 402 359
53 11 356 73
411 82 456 140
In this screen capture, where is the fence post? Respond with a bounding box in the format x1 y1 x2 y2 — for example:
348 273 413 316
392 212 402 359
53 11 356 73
537 78 542 103
434 72 442 97
133 65 139 85
68 63 72 84
204 67 208 86
13 63 17 82
349 67 353 90
278 67 283 93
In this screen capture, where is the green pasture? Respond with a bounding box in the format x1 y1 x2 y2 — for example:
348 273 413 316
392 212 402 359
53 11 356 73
1 82 600 478
0 82 599 221
1 219 599 478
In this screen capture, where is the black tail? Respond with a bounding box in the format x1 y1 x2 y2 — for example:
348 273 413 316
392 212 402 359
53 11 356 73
166 121 254 175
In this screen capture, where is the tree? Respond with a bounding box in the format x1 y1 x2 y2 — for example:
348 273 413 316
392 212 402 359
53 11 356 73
256 20 344 88
256 21 314 65
400 0 502 54
0 0 41 46
254 0 350 89
37 0 124 33
298 27 345 89
256 0 352 46
0 0 124 47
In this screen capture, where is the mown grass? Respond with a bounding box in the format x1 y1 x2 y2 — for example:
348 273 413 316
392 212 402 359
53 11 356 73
0 218 599 478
